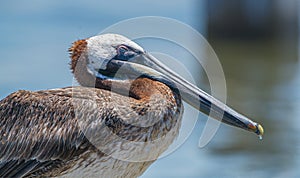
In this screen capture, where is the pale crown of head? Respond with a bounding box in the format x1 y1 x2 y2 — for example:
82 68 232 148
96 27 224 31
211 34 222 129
86 34 144 77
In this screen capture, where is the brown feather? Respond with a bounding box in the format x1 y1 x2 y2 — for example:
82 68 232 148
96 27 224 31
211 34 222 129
0 85 182 177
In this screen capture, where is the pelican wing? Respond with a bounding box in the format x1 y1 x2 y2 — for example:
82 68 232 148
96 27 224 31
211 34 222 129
0 87 93 177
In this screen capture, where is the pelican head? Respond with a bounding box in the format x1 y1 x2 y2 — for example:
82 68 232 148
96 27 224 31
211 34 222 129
69 33 264 137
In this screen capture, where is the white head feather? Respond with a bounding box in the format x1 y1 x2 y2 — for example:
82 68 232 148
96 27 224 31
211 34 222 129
86 34 144 77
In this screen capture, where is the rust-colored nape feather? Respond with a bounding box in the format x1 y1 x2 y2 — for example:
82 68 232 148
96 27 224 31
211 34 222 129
68 39 96 87
69 39 88 72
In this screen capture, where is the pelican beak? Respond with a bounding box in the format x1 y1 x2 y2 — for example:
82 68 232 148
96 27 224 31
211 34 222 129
138 52 264 137
106 52 264 137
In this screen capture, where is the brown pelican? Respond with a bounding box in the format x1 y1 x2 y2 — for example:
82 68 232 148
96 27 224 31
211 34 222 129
0 34 263 177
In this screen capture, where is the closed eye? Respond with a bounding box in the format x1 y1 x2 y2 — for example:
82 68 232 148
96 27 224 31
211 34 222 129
117 45 129 56
115 45 137 61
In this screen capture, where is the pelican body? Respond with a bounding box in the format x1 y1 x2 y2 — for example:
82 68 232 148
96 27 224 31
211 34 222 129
0 34 263 177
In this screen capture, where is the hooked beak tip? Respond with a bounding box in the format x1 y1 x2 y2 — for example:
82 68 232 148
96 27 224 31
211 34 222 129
248 122 264 139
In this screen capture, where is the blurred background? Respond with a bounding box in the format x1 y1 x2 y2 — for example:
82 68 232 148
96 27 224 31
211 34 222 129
0 0 299 177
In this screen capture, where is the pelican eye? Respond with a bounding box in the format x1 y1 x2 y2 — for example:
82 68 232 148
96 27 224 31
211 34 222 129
117 45 129 54
116 45 137 60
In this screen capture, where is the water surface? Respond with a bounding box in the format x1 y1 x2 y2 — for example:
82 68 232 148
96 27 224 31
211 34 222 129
0 1 299 177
